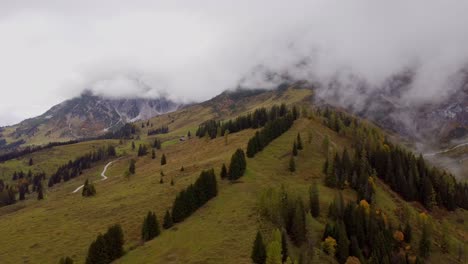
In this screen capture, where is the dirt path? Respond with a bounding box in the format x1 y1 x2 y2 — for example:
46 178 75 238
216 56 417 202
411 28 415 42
71 159 120 194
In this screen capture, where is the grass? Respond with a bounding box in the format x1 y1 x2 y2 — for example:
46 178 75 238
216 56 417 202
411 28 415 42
0 88 465 263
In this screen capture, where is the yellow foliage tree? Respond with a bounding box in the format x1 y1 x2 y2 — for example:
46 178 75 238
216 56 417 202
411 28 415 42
359 199 370 215
322 236 337 256
345 256 361 264
393 231 405 243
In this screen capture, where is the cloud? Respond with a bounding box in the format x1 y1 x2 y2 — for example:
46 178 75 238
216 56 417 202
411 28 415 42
0 0 467 126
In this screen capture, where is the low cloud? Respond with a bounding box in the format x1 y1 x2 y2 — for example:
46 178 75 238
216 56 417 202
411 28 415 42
1 0 468 126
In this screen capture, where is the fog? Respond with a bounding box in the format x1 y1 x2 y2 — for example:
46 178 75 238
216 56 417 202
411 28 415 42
0 0 467 126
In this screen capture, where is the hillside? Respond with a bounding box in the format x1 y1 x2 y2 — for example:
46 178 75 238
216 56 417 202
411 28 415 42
0 87 466 264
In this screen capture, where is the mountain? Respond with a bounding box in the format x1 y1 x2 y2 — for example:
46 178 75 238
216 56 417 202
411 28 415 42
0 86 466 264
0 91 180 148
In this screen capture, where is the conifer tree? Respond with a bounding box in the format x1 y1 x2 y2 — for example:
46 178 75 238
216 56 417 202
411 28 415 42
141 211 161 241
419 222 431 258
297 133 303 150
82 179 96 197
336 220 350 263
220 163 227 179
322 136 330 157
310 182 320 218
163 210 173 229
291 198 306 245
29 158 33 166
151 149 156 159
404 222 412 243
180 166 184 172
37 182 44 200
170 178 174 186
228 149 247 181
289 156 296 172
266 240 282 264
292 142 298 156
59 256 74 264
251 231 267 264
129 159 136 175
161 154 167 166
104 224 124 260
281 229 289 263
131 141 135 150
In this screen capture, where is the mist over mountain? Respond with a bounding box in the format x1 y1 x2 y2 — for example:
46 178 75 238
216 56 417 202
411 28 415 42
1 0 468 127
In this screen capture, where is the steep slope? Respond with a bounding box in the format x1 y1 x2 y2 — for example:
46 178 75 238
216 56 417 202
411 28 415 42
0 91 179 148
0 87 465 264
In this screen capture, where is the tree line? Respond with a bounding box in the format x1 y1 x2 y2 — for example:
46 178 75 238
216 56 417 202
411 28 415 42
196 104 299 139
48 145 117 188
246 111 297 158
0 139 81 163
319 107 468 211
147 125 169 136
171 169 218 223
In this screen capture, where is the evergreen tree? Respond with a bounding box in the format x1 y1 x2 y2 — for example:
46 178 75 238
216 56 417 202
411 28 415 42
251 231 267 264
131 141 135 150
322 136 330 157
82 179 96 197
291 198 306 245
151 149 156 159
292 142 298 156
37 182 44 200
141 211 161 241
336 220 350 263
404 222 412 243
310 182 320 218
297 133 303 150
163 210 173 229
59 256 74 264
419 223 431 259
228 149 247 181
29 158 33 166
85 234 109 264
220 163 228 179
289 156 296 172
129 159 136 175
281 229 289 262
161 154 167 166
266 240 282 264
104 224 124 260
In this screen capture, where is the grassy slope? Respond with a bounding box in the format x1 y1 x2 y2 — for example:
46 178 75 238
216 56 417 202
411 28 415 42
0 88 465 263
0 139 121 183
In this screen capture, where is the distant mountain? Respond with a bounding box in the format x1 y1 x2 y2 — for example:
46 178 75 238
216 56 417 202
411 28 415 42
0 91 180 147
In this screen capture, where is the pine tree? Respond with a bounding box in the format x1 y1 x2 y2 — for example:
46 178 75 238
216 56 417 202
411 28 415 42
82 179 96 197
104 224 124 260
404 222 412 243
163 210 173 229
291 198 306 245
281 229 288 262
266 240 282 264
220 163 227 179
297 133 303 150
180 166 184 172
37 182 44 200
131 141 135 150
419 222 431 259
251 231 267 264
85 234 109 264
141 211 161 241
161 154 167 166
310 182 320 218
151 149 156 159
289 156 296 172
228 149 247 181
29 158 33 166
292 142 298 156
129 159 136 175
322 136 330 157
336 220 350 263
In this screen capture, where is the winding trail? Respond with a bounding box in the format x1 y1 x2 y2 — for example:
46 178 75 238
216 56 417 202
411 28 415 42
72 159 120 194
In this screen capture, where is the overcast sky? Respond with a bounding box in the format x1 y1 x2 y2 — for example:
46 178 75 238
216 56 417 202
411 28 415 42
0 0 467 126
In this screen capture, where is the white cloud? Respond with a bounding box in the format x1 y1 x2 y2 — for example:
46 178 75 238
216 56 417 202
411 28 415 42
0 0 467 125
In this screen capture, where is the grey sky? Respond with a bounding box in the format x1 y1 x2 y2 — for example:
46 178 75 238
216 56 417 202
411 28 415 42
0 0 467 126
